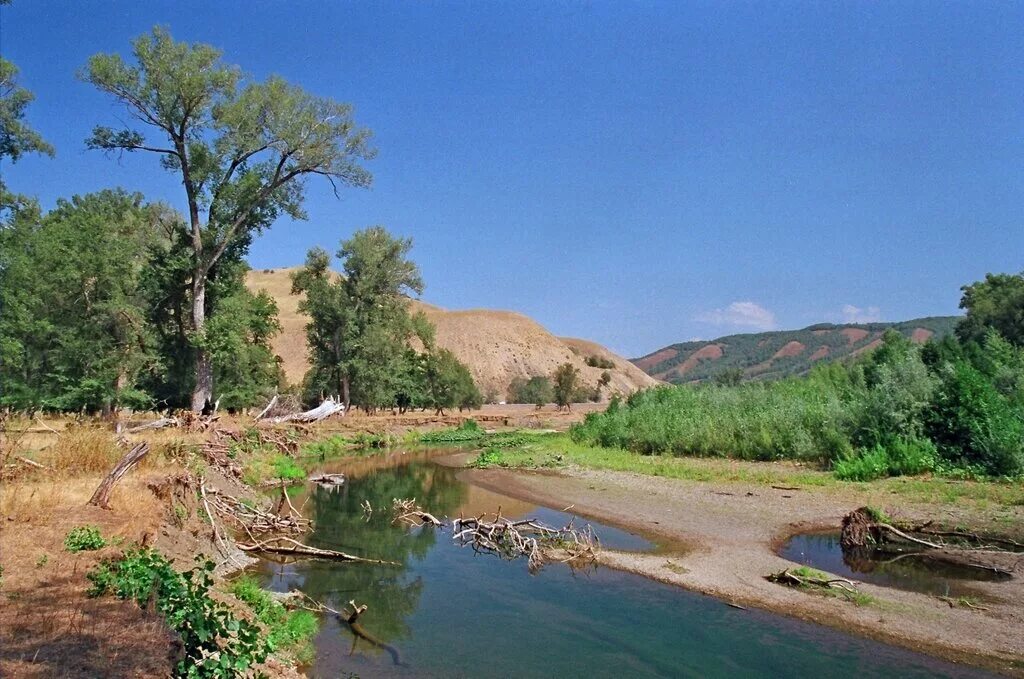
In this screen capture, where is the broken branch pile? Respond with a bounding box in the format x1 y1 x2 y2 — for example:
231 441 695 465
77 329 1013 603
452 510 599 573
391 498 442 527
205 485 311 536
271 398 345 424
768 568 863 599
236 535 399 565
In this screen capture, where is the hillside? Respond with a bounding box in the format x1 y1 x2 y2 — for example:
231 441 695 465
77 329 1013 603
245 268 657 399
632 317 959 384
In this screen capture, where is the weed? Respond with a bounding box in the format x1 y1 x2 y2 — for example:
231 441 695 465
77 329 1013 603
88 549 269 677
35 554 48 567
64 526 106 552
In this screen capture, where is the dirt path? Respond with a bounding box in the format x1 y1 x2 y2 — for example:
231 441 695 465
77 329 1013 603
465 466 1024 677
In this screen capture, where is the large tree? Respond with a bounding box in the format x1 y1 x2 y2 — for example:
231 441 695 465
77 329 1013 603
292 227 423 411
83 27 374 411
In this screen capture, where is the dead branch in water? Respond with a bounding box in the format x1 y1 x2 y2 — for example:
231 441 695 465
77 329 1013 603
839 506 1020 577
452 509 599 573
88 442 150 509
391 498 442 527
236 535 399 565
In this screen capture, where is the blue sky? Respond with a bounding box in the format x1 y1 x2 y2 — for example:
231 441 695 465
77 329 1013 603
3 1 1022 357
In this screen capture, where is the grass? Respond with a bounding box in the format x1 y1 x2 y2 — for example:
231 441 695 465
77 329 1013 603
229 575 319 664
474 433 1024 508
64 526 106 552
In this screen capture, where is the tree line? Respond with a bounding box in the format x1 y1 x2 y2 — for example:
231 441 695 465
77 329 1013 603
0 25 482 415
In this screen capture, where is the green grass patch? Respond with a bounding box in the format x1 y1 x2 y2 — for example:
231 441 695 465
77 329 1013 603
477 433 1024 507
229 575 319 664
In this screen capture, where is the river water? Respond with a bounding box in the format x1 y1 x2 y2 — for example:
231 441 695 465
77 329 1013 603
254 449 995 678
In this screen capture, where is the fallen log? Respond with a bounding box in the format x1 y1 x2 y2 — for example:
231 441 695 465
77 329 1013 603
309 472 346 486
272 398 345 424
767 568 861 597
237 536 398 565
125 417 178 433
88 442 150 509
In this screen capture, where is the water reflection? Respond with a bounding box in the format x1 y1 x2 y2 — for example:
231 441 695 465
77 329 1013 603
256 453 995 679
781 532 1010 599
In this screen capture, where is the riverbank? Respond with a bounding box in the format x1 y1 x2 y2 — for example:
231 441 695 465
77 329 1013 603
464 462 1024 676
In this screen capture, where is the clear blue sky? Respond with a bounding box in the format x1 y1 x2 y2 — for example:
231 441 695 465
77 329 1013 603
3 1 1022 357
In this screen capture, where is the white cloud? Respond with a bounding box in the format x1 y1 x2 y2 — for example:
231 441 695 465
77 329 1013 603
696 301 776 331
840 304 882 323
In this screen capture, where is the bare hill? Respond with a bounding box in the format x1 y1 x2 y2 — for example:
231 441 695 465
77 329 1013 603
245 268 656 398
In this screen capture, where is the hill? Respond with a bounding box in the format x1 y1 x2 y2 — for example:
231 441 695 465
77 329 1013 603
632 317 960 384
245 268 657 399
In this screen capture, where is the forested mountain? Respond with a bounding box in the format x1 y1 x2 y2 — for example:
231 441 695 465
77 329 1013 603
632 317 959 383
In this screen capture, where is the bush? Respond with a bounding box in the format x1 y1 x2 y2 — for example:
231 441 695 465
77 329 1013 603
834 437 936 481
64 526 106 552
88 549 269 677
585 355 615 369
508 376 553 407
927 359 1024 477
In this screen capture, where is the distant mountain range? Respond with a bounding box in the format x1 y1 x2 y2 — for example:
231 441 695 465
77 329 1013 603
631 317 960 384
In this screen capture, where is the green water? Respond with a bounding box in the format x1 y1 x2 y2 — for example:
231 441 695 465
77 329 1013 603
255 450 995 678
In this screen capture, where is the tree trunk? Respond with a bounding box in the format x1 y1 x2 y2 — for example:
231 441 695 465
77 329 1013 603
191 277 213 412
342 376 351 412
88 442 150 509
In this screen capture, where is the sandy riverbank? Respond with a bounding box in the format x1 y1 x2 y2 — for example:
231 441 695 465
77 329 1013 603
464 465 1024 677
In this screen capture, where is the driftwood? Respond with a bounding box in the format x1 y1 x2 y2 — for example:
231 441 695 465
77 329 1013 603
391 498 442 527
298 595 401 665
309 472 346 486
840 507 1020 578
272 398 345 424
125 417 178 434
253 394 279 423
88 442 150 509
237 535 398 565
452 509 599 573
205 485 311 536
768 568 862 597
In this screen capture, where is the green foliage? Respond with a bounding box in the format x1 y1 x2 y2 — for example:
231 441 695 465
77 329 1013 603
833 438 936 482
420 419 486 443
926 358 1024 477
957 272 1024 347
64 526 107 552
471 447 505 468
229 575 319 664
273 455 306 481
584 355 615 369
552 363 580 409
573 378 852 462
508 376 553 408
88 549 269 677
422 348 482 414
0 56 54 164
295 228 436 413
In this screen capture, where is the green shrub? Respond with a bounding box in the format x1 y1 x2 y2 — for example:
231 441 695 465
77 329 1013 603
229 575 319 664
927 360 1024 476
301 434 351 457
471 447 505 468
88 549 269 677
272 455 306 481
421 419 487 443
64 526 106 552
834 437 936 481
